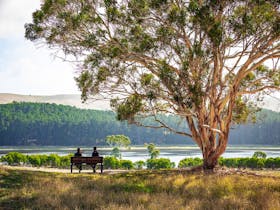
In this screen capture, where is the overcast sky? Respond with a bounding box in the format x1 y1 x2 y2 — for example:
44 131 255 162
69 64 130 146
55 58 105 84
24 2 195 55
0 0 80 95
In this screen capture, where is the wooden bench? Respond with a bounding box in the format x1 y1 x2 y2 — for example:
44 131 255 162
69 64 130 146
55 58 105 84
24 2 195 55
71 156 103 173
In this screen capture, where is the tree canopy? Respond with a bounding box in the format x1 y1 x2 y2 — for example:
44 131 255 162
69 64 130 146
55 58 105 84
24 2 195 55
25 0 280 169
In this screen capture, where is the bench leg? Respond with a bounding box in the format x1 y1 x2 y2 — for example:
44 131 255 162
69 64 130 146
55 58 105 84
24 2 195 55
71 163 73 173
101 164 103 174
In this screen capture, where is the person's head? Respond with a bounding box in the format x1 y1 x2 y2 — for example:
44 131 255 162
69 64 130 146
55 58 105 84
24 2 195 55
77 147 80 153
93 147 97 151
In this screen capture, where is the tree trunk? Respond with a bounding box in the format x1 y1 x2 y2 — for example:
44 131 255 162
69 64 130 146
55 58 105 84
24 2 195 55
202 153 219 170
201 138 228 171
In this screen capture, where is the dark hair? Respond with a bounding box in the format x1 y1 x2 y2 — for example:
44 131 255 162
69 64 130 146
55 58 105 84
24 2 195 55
93 147 97 150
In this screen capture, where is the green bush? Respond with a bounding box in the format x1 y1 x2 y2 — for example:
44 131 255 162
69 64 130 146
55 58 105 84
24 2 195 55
60 154 72 167
219 158 238 168
146 158 175 169
265 157 280 168
134 160 146 169
46 154 61 167
178 158 203 168
0 152 27 165
103 156 120 169
252 151 267 159
120 160 134 169
27 155 42 167
247 157 265 168
236 158 250 168
38 155 48 166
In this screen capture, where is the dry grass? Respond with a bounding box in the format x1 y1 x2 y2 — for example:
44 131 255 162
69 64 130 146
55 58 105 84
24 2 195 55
0 167 280 210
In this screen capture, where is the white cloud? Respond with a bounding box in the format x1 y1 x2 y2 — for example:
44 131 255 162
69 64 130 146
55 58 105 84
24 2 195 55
0 0 80 95
0 40 80 95
0 0 40 38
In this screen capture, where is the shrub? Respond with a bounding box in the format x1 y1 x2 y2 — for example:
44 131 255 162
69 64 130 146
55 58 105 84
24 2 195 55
146 158 175 169
38 155 48 166
178 158 203 168
120 160 134 169
134 160 146 169
247 158 264 168
27 155 42 167
252 151 267 159
60 154 72 167
237 158 250 168
0 152 27 165
103 156 120 169
46 154 61 167
219 158 238 168
265 157 280 168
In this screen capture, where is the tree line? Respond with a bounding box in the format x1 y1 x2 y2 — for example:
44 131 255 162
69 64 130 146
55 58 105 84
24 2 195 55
0 102 279 146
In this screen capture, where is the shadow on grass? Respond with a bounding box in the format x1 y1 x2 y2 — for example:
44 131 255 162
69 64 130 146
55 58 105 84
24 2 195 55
0 170 32 189
0 196 37 210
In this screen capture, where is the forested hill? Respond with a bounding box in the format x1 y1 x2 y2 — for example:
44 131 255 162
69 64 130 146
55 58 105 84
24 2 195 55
0 102 279 146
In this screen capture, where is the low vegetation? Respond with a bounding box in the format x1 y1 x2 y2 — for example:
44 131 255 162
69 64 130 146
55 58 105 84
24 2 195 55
1 151 280 170
179 157 280 169
0 166 280 209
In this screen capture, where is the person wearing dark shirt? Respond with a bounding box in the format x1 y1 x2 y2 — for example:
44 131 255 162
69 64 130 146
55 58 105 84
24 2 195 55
74 147 82 172
92 147 99 173
92 147 99 157
74 147 82 157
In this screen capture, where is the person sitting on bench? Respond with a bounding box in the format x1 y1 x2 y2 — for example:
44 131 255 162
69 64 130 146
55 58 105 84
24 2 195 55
74 147 82 172
92 147 99 172
92 147 99 157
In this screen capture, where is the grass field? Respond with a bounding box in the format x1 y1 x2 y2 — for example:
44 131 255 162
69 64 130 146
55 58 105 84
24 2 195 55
1 166 280 210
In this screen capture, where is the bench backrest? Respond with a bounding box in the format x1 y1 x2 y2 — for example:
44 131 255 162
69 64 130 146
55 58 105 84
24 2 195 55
71 156 103 164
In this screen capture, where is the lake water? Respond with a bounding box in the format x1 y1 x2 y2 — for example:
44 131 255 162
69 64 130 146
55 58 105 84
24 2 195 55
1 145 280 166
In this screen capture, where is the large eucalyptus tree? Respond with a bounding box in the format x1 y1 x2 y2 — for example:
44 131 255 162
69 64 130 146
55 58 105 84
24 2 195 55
25 0 280 169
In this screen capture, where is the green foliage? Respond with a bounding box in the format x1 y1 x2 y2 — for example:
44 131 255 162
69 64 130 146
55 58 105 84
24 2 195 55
110 147 121 159
106 135 131 158
27 155 42 167
178 157 203 168
140 73 154 86
146 158 175 169
145 143 160 159
0 152 72 168
178 156 280 169
0 152 26 165
46 154 61 167
103 156 121 169
111 94 143 122
120 159 134 169
252 151 267 159
106 134 131 148
219 157 265 169
232 97 259 124
134 160 146 169
265 157 280 168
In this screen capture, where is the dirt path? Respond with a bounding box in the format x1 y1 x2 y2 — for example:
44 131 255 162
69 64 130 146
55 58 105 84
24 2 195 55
1 164 280 178
0 165 130 174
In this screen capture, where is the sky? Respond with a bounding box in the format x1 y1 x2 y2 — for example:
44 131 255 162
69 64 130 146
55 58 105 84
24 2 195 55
0 0 80 95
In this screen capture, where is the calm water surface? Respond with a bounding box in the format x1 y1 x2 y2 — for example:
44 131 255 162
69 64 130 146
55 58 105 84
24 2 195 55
1 145 280 166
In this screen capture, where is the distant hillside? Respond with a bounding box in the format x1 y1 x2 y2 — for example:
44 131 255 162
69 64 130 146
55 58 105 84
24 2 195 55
0 102 279 146
0 93 110 110
0 102 189 145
